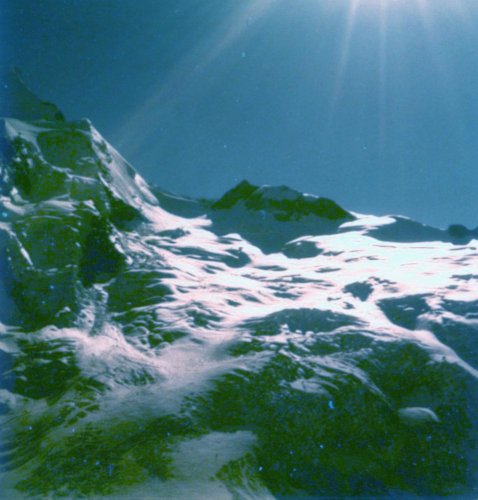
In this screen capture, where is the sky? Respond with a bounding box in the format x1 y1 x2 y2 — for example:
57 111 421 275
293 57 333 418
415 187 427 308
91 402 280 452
2 0 478 228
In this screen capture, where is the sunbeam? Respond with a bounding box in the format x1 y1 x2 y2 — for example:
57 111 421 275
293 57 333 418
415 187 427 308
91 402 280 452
378 0 388 156
323 0 472 156
325 0 360 131
115 0 277 155
414 0 468 143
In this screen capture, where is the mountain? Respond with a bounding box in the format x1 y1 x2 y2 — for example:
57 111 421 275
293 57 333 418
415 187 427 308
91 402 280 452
0 82 478 498
1 68 65 122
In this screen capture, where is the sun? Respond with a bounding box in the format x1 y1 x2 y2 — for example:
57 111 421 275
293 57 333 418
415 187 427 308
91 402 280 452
325 0 471 148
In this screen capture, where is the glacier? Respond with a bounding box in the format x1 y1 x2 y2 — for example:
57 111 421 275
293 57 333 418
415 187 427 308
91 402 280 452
0 82 478 498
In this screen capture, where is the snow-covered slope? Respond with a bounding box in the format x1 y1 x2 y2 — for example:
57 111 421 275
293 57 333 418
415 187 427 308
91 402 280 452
1 90 478 498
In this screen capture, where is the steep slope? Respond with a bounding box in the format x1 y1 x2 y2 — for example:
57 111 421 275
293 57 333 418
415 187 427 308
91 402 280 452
1 68 65 122
1 88 478 498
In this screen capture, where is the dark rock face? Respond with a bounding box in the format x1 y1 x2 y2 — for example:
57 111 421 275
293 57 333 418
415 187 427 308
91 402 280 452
448 224 478 244
366 217 449 243
79 215 126 287
0 112 140 328
379 295 431 330
362 217 478 245
206 180 355 253
344 281 374 301
210 180 257 210
212 180 354 222
244 307 361 335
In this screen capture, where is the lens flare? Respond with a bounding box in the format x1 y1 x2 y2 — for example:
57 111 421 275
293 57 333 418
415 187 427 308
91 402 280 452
324 0 471 152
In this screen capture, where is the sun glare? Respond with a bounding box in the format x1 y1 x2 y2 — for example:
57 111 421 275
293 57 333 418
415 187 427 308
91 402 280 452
325 0 471 147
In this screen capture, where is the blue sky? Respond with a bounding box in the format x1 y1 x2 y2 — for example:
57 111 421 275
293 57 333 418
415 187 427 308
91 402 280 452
3 0 478 228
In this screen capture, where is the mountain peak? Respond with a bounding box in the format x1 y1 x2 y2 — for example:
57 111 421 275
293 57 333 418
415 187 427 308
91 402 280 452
210 179 256 209
211 179 354 222
1 68 65 122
